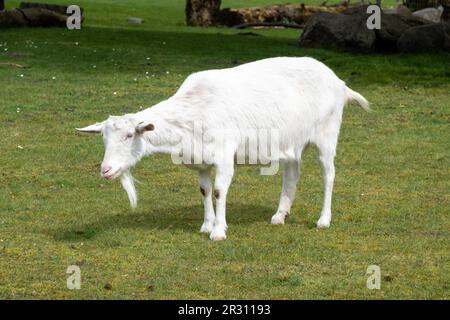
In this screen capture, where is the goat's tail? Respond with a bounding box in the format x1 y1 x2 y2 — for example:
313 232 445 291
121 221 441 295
345 86 371 112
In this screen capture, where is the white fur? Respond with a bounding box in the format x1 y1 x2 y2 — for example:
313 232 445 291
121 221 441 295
77 57 369 240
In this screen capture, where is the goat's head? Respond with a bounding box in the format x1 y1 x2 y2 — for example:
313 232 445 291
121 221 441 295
76 114 154 208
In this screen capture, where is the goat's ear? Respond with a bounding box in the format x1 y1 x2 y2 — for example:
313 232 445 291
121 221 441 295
136 122 154 133
76 122 103 133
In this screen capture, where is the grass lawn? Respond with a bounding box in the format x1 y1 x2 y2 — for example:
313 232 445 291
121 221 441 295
0 0 449 299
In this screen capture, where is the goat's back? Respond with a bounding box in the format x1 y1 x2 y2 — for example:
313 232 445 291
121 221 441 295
171 57 348 155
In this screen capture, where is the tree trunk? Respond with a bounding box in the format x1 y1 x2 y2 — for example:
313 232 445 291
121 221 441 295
0 0 5 11
185 0 221 26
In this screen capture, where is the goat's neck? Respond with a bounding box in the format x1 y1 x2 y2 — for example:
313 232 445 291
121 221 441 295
137 99 188 156
142 131 178 155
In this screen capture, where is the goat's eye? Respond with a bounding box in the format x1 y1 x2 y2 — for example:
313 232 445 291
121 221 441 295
126 133 133 139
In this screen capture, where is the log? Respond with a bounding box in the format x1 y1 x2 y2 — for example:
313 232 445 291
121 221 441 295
185 0 353 28
0 8 67 27
22 7 67 27
0 2 85 27
19 2 84 15
235 22 304 29
216 2 350 27
0 8 28 26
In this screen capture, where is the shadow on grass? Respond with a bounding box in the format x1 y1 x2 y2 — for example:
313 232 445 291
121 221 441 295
51 202 279 242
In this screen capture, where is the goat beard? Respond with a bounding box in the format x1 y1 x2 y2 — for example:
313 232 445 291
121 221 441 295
120 170 137 209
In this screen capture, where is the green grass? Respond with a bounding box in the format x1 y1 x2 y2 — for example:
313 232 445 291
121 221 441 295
0 0 449 299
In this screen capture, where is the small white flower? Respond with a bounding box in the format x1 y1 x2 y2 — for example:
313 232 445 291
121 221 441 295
93 65 96 68
166 71 170 74
20 74 24 78
146 57 150 60
75 42 79 45
113 91 117 95
52 76 56 80
17 145 23 149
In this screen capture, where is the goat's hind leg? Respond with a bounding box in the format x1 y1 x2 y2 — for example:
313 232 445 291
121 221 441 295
316 146 335 228
314 126 339 228
198 168 215 233
271 160 300 225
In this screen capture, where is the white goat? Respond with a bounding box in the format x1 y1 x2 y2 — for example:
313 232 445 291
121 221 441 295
77 57 369 241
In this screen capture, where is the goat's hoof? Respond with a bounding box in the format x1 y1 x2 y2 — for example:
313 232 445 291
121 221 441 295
271 213 285 225
317 217 331 228
200 222 214 234
210 227 227 241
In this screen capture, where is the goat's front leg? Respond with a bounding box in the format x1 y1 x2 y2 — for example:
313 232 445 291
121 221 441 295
198 168 215 233
210 162 234 241
271 160 300 225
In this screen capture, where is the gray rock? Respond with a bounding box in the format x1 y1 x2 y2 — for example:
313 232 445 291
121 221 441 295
412 6 444 23
375 12 430 51
299 11 376 52
127 16 144 24
299 5 433 52
397 22 450 52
